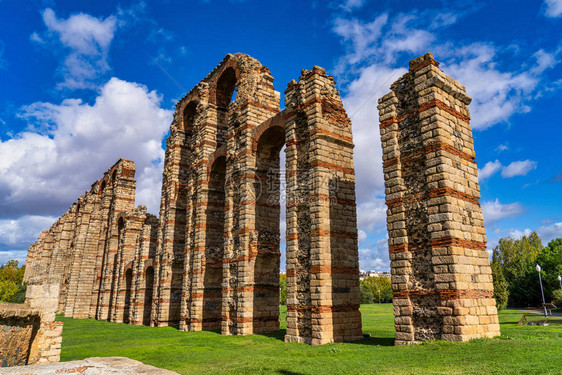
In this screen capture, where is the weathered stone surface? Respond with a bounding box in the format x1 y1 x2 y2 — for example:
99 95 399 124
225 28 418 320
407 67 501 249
378 53 500 345
0 357 179 374
24 53 362 345
24 160 158 326
1 282 63 368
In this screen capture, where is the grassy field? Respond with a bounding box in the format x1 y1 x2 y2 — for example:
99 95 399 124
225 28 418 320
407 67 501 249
58 305 562 374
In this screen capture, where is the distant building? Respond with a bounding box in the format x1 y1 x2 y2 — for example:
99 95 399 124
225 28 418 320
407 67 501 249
359 271 390 280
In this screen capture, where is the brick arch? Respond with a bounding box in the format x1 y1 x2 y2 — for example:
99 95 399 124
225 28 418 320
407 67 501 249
178 100 198 133
206 145 227 175
144 259 153 272
123 261 133 274
99 178 108 195
251 113 286 153
208 57 242 107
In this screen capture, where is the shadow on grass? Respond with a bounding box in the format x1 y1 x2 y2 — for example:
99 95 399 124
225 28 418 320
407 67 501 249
350 336 395 346
276 370 306 375
258 329 394 346
260 329 287 341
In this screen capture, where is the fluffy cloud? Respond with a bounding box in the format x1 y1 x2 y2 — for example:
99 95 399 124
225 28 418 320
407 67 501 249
478 159 537 180
544 0 562 17
0 215 57 249
358 237 389 271
32 8 117 90
443 43 538 129
333 10 560 131
356 198 387 233
0 251 27 266
478 160 502 181
343 64 406 201
482 199 524 223
340 0 367 12
0 77 172 221
501 160 537 178
537 222 562 243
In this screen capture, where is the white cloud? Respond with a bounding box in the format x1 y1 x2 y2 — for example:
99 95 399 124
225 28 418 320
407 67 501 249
1 77 172 220
356 197 387 233
495 144 509 152
443 43 538 129
333 11 561 131
505 222 562 244
358 229 367 245
344 64 406 201
0 215 56 249
482 199 524 223
501 160 537 178
0 251 28 266
508 228 533 239
333 14 389 67
544 0 562 17
340 0 367 12
478 160 502 181
532 49 559 75
358 237 389 271
33 8 117 89
537 222 562 243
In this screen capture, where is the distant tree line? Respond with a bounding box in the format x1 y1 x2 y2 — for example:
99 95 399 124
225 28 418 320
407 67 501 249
491 232 562 310
360 276 393 304
0 260 26 303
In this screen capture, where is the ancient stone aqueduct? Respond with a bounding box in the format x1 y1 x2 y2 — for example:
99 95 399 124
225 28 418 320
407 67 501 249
24 52 500 345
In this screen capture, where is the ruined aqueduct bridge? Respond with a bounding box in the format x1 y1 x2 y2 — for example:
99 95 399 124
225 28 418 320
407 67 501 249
25 53 499 345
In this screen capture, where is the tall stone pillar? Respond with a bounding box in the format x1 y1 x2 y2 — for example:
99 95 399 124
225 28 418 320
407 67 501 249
378 53 500 345
284 66 362 345
153 109 193 327
221 57 281 336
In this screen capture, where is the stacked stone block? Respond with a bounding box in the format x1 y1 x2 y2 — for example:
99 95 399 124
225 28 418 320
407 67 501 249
378 53 500 344
25 53 363 345
0 280 63 368
24 160 158 326
283 67 362 345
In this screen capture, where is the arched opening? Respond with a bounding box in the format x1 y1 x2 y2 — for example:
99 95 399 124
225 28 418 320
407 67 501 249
215 67 237 108
182 101 197 136
111 170 117 183
143 266 154 325
100 180 107 194
203 155 226 330
117 217 124 242
215 68 237 148
253 125 285 333
123 268 133 323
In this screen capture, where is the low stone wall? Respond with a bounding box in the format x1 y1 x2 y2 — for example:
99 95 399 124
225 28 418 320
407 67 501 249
0 303 40 367
0 300 63 367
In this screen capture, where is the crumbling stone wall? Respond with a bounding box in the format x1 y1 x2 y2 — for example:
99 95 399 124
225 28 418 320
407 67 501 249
0 281 63 367
24 160 158 325
378 53 500 344
150 54 362 344
25 53 362 345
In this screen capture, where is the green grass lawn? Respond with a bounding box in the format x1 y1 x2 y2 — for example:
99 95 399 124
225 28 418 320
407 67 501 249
58 305 562 374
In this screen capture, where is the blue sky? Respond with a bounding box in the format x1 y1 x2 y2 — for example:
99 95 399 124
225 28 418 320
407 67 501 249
0 0 561 271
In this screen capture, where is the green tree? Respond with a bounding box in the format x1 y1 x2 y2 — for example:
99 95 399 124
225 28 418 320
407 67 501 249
0 260 26 303
492 232 544 307
536 238 562 301
360 283 374 304
360 276 393 304
279 273 287 305
490 256 509 311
